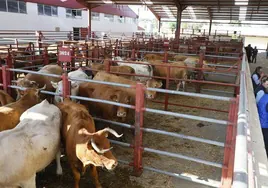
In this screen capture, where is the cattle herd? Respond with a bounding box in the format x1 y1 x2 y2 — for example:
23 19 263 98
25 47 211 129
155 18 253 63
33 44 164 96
0 52 215 188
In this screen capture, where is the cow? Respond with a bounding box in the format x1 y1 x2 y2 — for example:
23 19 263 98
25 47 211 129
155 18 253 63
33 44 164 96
93 71 162 99
0 86 45 132
57 99 122 188
16 64 63 100
78 82 133 122
51 68 90 103
183 57 215 79
143 53 174 62
90 61 135 80
0 100 63 188
173 55 188 61
149 60 188 91
0 90 15 106
113 56 153 82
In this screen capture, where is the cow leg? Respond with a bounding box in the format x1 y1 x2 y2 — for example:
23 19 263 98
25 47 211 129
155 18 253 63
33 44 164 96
56 150 63 175
182 81 186 91
21 174 36 188
71 165 81 188
176 82 181 91
90 166 102 188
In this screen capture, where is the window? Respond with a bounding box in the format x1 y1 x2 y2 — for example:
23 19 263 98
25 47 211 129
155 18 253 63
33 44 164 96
117 16 124 23
104 14 114 22
38 4 57 16
91 12 100 21
133 18 137 24
66 8 82 19
125 17 131 24
0 0 26 13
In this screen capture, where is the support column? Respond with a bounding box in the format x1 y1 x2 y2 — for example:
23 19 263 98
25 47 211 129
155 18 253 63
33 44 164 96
209 18 212 36
175 7 182 39
158 18 161 33
88 8 92 39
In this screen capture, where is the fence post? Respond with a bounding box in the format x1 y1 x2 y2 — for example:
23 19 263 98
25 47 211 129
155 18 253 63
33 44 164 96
196 50 204 93
62 68 70 100
2 66 9 94
133 83 145 176
71 46 75 71
105 60 111 73
164 66 170 111
131 49 135 60
85 43 89 66
43 47 49 65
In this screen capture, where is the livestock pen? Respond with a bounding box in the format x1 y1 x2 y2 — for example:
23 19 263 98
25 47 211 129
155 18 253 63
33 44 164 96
0 36 249 188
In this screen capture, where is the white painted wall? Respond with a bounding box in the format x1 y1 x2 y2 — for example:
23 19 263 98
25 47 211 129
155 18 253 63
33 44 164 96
0 2 88 31
0 2 138 34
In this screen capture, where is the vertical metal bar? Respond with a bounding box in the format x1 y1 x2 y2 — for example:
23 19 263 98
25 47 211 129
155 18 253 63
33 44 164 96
2 66 8 93
43 47 49 65
209 19 212 35
88 8 92 39
164 66 170 111
221 99 236 187
62 71 70 100
71 46 75 71
85 43 89 66
133 83 145 176
196 51 204 93
106 60 111 73
176 8 182 39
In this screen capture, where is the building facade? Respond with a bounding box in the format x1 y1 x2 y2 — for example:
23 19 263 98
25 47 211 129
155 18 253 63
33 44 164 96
0 0 138 35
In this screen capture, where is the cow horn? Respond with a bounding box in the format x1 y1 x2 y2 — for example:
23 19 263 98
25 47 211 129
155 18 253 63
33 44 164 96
39 84 46 90
104 128 123 138
91 138 113 154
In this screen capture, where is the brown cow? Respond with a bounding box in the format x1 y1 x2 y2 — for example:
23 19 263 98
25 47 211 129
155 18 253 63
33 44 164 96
57 99 122 188
78 82 133 122
0 87 44 132
93 71 162 99
16 64 63 99
149 60 188 91
90 61 135 80
143 53 174 62
0 90 15 106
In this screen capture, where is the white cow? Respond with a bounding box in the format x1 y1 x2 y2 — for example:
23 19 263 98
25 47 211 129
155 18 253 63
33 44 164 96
0 100 62 188
51 68 90 103
113 56 153 82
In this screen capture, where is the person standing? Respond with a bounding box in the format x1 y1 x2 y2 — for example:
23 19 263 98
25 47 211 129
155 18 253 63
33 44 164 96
255 76 268 104
257 93 268 158
252 66 263 90
252 46 258 64
245 44 253 63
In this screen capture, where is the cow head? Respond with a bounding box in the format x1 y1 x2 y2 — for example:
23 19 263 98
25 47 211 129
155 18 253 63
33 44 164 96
51 81 79 104
76 128 122 170
16 78 40 99
109 90 132 118
18 85 46 103
144 79 163 99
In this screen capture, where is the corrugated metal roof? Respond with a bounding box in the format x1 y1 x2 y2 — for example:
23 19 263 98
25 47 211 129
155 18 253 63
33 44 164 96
77 0 268 21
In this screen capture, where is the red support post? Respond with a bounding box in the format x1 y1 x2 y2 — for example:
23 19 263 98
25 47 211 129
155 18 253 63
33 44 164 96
62 71 70 100
221 97 238 187
43 47 49 65
105 60 111 73
131 49 136 60
2 66 8 93
85 44 89 66
71 46 75 71
196 51 204 93
133 83 145 176
164 66 170 111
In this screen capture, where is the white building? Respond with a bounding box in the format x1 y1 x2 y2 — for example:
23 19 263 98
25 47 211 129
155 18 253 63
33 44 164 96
0 0 138 36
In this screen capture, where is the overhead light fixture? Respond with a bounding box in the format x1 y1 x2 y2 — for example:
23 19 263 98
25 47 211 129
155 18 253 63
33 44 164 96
102 0 113 4
186 6 196 20
235 0 248 5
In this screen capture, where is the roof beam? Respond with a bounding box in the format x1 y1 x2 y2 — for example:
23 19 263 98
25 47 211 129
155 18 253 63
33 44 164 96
207 7 212 20
257 0 262 13
147 6 161 20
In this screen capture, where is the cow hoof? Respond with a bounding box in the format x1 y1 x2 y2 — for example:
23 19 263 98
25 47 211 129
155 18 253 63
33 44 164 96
56 167 63 175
